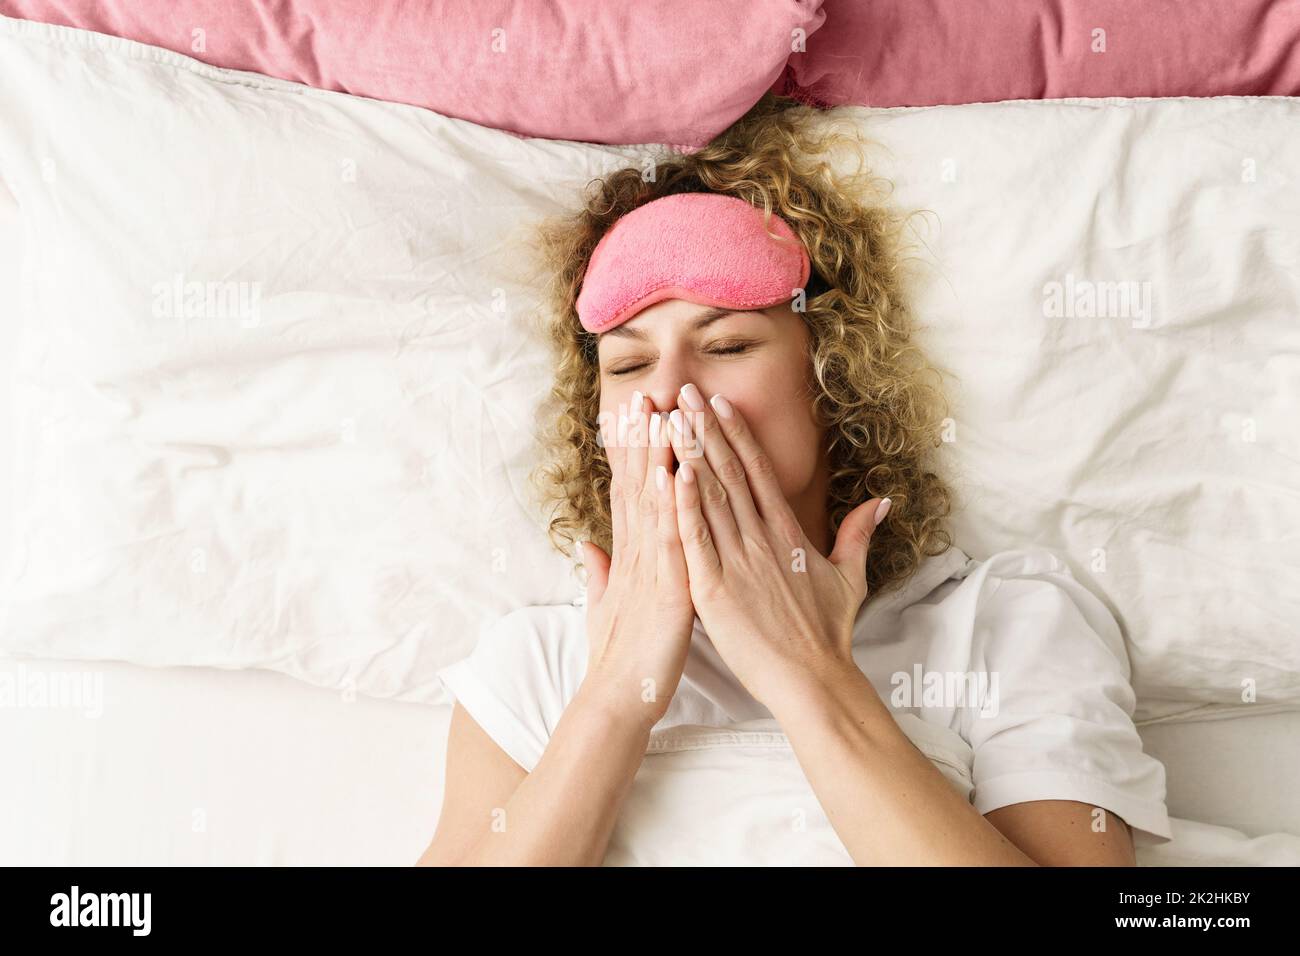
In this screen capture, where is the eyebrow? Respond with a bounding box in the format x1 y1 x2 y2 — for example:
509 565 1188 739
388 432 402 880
600 307 761 341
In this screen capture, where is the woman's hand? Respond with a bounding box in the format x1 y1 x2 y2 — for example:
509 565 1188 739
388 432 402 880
579 392 696 728
664 383 891 710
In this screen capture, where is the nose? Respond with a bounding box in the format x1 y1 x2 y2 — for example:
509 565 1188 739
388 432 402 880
640 352 703 417
644 382 689 421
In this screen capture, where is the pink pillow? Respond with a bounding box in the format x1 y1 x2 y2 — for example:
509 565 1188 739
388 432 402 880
788 0 1300 106
0 0 827 147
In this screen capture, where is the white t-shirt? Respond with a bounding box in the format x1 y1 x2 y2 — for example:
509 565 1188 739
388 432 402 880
437 544 1174 864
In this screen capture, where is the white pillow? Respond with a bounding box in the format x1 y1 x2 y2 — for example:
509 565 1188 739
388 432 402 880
831 97 1300 709
0 16 653 703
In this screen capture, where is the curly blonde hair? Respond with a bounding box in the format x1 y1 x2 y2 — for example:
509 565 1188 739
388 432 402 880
526 92 955 602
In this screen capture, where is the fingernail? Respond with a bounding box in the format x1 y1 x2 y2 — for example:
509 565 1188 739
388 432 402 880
679 461 695 484
656 464 667 491
710 393 733 419
650 412 662 446
680 382 705 412
669 408 684 435
874 498 892 526
631 390 644 415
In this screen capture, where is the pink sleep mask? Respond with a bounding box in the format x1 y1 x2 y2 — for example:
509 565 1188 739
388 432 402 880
575 192 812 335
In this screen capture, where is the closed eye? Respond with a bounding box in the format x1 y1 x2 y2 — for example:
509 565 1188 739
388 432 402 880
706 341 753 357
607 341 756 376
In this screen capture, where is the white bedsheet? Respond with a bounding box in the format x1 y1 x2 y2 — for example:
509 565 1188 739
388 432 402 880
1 655 1296 865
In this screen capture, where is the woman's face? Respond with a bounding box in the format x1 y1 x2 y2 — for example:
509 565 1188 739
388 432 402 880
596 298 829 543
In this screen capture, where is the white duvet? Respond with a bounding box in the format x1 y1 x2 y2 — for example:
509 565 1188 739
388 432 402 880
607 714 976 866
610 717 1300 866
0 16 1296 717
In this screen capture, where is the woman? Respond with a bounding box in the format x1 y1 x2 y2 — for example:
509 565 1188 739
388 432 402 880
417 94 1172 866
